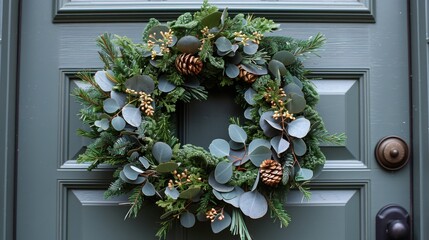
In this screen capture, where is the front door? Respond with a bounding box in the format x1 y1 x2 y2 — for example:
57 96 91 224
16 0 411 239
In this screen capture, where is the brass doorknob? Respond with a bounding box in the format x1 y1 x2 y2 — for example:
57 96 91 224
375 136 409 171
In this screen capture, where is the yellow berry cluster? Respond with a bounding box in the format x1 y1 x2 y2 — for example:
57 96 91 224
147 29 175 60
167 169 202 190
201 26 215 39
264 87 296 121
233 31 263 45
125 89 154 116
205 208 225 222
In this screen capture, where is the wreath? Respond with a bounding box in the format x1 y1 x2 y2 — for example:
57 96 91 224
74 1 345 239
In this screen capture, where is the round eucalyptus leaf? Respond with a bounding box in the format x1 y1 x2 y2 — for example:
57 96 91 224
169 35 178 47
243 40 258 55
94 118 109 130
265 118 283 131
215 37 233 52
209 139 230 158
220 8 228 26
268 59 287 79
249 146 272 167
111 116 126 131
292 138 307 156
223 186 244 208
272 50 296 66
241 63 268 75
201 11 222 28
259 111 281 137
244 107 253 120
179 187 201 199
288 117 311 138
212 189 223 200
156 162 179 173
158 75 176 93
251 171 260 191
176 35 202 54
244 88 257 106
271 136 290 156
165 187 180 200
124 75 155 94
215 162 233 184
138 156 150 169
103 98 119 113
284 83 304 97
286 93 306 114
229 140 245 151
119 171 145 184
221 186 242 200
123 164 140 181
211 211 232 233
228 124 247 143
152 142 173 163
110 91 127 107
142 51 152 57
94 71 115 92
130 165 144 174
130 151 139 160
122 106 142 127
295 168 313 181
291 76 303 89
208 172 234 192
147 25 170 41
239 190 268 219
225 64 239 78
142 182 156 196
248 138 271 154
150 59 159 67
217 49 231 57
180 212 196 228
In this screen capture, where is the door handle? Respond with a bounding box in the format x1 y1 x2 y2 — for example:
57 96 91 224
376 205 410 240
375 136 409 170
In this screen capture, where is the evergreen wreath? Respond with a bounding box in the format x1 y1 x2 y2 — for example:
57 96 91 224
74 1 345 239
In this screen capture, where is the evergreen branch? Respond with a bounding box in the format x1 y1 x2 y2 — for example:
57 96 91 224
96 33 118 67
293 33 326 56
155 220 173 240
267 196 291 228
230 209 252 240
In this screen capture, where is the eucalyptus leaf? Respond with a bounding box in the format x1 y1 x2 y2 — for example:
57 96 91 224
158 75 176 93
244 88 257 106
292 138 307 156
288 117 311 138
265 118 283 131
180 212 196 228
122 106 142 127
248 139 271 154
270 136 290 156
130 165 144 174
94 118 109 130
243 40 258 55
286 93 306 114
111 116 126 131
176 35 201 54
244 107 253 120
119 171 145 184
241 63 267 75
123 164 139 180
142 182 156 196
94 71 115 92
103 98 119 113
138 156 150 169
179 187 201 199
220 8 228 27
209 139 230 158
272 50 296 66
225 64 239 78
156 162 179 173
215 162 233 184
165 187 180 200
268 59 287 80
221 186 241 200
228 52 243 65
284 83 304 97
229 140 245 150
249 146 272 167
259 111 281 137
251 171 260 191
228 124 247 143
291 76 303 89
152 142 173 163
110 91 127 107
295 168 313 181
208 172 234 192
239 190 268 219
215 37 233 52
223 186 244 208
212 189 223 200
211 211 231 233
124 75 155 94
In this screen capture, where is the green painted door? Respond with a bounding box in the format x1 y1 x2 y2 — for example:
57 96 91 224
16 0 411 239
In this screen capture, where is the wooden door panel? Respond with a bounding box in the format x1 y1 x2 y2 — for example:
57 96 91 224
16 0 410 239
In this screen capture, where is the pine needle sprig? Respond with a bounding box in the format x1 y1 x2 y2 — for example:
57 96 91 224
267 196 291 228
230 209 252 240
293 33 326 56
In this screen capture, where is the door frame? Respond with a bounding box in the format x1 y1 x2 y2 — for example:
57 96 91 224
1 0 428 239
0 0 19 239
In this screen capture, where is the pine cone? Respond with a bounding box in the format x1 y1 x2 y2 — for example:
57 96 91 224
259 159 283 187
239 65 257 83
175 53 203 75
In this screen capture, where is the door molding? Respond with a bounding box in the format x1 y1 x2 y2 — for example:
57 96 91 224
410 0 429 239
0 0 19 240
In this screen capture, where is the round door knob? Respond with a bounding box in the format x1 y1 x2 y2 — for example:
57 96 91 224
386 220 409 240
375 136 409 170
